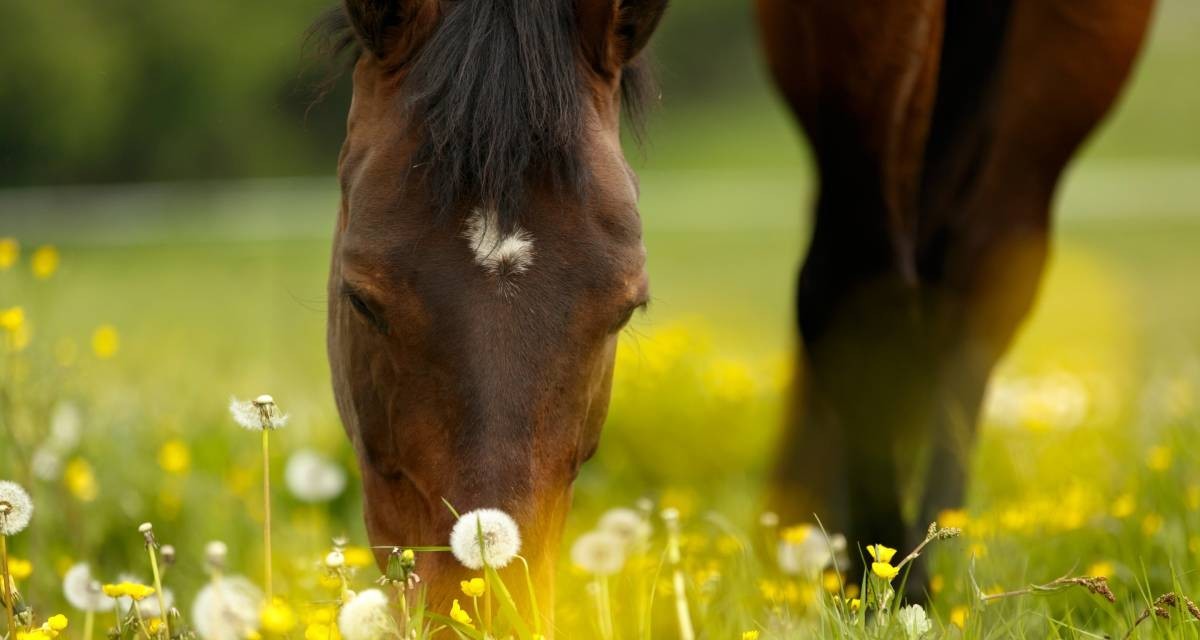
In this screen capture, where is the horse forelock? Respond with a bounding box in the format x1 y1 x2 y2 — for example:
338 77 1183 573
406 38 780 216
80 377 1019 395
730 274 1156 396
308 1 656 233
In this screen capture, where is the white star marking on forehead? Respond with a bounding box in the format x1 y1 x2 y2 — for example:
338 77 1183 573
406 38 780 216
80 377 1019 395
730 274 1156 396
463 207 534 280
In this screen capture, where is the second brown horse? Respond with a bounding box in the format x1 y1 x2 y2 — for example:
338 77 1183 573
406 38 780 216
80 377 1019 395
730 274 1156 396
758 0 1155 580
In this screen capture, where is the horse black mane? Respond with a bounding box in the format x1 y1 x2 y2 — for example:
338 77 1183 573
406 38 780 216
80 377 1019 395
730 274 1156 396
309 1 656 232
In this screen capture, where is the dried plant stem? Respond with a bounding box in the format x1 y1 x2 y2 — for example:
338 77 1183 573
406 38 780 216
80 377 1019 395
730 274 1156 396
261 429 273 601
1122 592 1200 640
981 575 1115 604
0 528 16 636
147 543 170 638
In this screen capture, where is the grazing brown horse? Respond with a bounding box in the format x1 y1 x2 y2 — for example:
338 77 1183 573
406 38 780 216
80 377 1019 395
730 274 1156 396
758 0 1155 577
317 0 666 621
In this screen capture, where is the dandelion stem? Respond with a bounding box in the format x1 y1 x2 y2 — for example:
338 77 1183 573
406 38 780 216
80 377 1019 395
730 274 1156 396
517 555 543 638
662 512 694 640
131 601 152 640
261 428 274 602
147 542 170 639
596 575 614 640
84 609 95 640
0 528 16 637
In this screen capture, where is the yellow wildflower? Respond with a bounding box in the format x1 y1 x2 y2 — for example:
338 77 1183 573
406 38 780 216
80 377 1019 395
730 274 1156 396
8 558 32 580
30 246 59 279
1086 561 1115 579
0 238 17 269
0 307 29 352
937 508 970 530
401 549 415 562
147 619 163 635
64 458 98 502
91 325 120 359
871 562 900 581
849 597 861 612
780 524 812 544
46 615 67 632
1146 446 1173 472
968 542 988 558
260 599 297 635
460 578 486 598
157 440 192 474
304 625 331 640
742 631 760 640
866 544 896 564
449 599 474 628
930 574 945 595
1142 513 1164 536
822 570 841 593
343 546 374 568
1110 493 1135 519
950 605 969 629
102 582 155 601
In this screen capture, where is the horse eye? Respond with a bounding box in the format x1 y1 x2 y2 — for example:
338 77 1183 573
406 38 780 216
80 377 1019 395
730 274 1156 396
613 302 647 332
344 289 388 334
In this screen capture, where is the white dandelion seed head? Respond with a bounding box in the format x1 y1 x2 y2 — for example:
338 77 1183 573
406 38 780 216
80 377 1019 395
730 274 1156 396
0 480 34 535
570 531 627 576
758 511 780 528
49 401 82 450
229 396 288 431
192 576 262 640
284 449 347 503
63 563 115 613
776 527 835 577
324 550 345 569
896 604 932 639
337 589 398 640
31 447 63 482
205 541 228 569
598 508 652 548
449 508 522 570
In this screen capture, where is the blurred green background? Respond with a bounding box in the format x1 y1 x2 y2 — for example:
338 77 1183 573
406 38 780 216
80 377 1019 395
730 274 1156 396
1 1 1199 635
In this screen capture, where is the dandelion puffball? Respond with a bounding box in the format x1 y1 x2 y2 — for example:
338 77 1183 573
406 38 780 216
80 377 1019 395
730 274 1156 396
192 576 262 640
284 450 347 503
228 396 288 431
896 604 932 639
449 508 522 570
63 563 115 613
0 480 34 535
598 508 652 548
337 589 399 640
570 531 627 576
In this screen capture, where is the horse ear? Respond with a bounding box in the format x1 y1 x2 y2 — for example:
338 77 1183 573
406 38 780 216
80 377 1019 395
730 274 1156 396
343 0 433 60
580 0 669 75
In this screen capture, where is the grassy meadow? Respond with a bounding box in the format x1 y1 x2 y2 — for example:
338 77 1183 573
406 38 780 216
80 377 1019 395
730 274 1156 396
3 2 1200 639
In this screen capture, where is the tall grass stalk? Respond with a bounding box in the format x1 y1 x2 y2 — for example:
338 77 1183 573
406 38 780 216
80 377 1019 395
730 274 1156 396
261 429 273 601
662 509 694 640
0 523 16 636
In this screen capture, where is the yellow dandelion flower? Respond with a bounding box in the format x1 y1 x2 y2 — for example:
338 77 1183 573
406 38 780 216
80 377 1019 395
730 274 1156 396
91 325 120 359
0 307 23 332
844 584 860 599
758 579 780 602
822 570 842 593
260 599 297 635
871 562 900 581
8 558 32 580
937 508 970 530
304 625 331 640
1086 561 1115 579
157 440 191 475
126 583 156 601
849 597 861 613
968 542 988 558
950 605 969 629
1110 493 1135 519
47 615 68 632
866 544 896 563
342 546 374 568
930 574 945 595
460 578 486 598
1142 513 1164 536
1146 446 1173 472
781 524 812 544
102 584 125 598
449 599 474 628
742 631 760 640
147 619 163 634
30 246 59 279
0 238 17 269
64 458 98 502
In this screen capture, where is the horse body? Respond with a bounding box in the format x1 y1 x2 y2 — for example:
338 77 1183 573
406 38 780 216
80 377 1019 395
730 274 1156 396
758 0 1154 563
